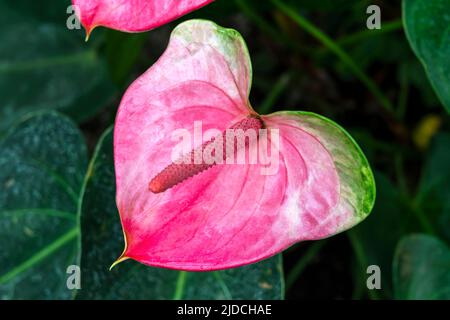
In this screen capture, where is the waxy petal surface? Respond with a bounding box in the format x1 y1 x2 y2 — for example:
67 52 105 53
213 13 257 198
114 20 375 270
72 0 214 35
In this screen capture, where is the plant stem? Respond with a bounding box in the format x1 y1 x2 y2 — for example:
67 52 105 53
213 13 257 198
409 201 436 235
395 153 408 195
270 0 394 113
235 0 282 43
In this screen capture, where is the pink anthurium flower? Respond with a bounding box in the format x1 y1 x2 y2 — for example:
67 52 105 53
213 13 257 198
72 0 214 38
113 20 376 271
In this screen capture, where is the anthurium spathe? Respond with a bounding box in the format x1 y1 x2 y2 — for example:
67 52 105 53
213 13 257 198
72 0 214 37
113 20 376 271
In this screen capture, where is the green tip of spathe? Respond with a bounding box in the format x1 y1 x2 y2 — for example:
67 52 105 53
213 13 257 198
84 29 91 42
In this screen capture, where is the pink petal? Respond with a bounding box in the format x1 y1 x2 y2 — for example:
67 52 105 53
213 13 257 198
72 0 214 36
264 112 375 238
114 20 375 271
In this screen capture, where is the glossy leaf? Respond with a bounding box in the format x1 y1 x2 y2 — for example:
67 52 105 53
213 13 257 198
1 0 70 24
0 2 115 132
417 133 450 242
403 0 450 112
0 112 87 299
72 0 214 36
352 135 450 298
114 20 375 270
349 173 415 298
393 234 450 299
77 128 284 299
105 31 149 86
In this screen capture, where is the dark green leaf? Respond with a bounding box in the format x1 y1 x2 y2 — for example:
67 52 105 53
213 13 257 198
393 234 450 299
403 0 450 112
283 0 356 11
349 172 416 298
1 0 71 25
77 129 284 300
0 112 87 299
398 59 441 108
0 2 116 132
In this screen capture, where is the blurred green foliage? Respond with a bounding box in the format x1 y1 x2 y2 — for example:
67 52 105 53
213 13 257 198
0 0 116 133
78 128 284 300
0 112 85 299
0 0 449 299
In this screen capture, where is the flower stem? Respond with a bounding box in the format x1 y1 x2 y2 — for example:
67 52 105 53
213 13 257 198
173 271 188 300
